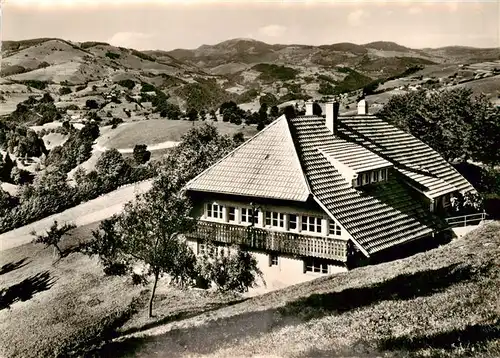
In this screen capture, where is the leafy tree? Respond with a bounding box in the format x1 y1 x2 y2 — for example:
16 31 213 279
31 220 76 258
187 108 198 121
283 105 297 120
40 93 54 103
95 149 130 189
233 132 245 145
133 144 151 165
140 83 156 92
59 87 72 95
196 241 263 293
379 88 500 165
270 105 279 118
87 182 197 317
85 99 99 109
259 93 278 107
10 167 33 185
0 153 14 182
199 109 206 121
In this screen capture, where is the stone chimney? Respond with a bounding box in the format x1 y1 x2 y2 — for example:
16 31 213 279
357 99 368 115
325 101 340 134
305 100 314 116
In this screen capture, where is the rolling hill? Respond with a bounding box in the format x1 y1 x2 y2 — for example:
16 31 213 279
1 37 499 116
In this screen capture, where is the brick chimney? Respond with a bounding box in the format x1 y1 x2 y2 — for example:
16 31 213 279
305 100 314 116
357 99 368 115
325 101 340 134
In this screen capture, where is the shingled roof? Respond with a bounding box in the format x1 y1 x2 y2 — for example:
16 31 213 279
185 116 310 202
288 115 446 255
186 113 470 256
338 115 476 198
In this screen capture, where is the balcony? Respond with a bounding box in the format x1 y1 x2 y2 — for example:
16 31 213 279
186 220 348 262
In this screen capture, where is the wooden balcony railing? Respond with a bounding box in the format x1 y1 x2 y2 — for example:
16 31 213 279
185 220 348 262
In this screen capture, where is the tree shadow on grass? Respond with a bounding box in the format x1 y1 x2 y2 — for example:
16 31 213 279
379 320 500 353
0 271 56 310
277 262 485 321
0 258 30 276
92 263 485 357
119 297 249 337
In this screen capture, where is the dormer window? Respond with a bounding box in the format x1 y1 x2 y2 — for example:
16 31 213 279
355 168 389 188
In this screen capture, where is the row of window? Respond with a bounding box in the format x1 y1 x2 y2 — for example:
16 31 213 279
269 254 328 274
205 203 342 236
200 247 329 274
355 168 388 187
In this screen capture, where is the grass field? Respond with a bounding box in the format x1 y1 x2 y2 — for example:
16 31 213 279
0 224 242 358
101 222 500 357
98 120 259 150
2 218 498 357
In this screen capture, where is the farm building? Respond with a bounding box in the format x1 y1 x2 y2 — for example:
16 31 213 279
184 99 480 290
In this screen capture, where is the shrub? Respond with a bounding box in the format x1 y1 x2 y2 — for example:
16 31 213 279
59 86 72 95
85 99 99 109
196 242 263 293
105 51 120 60
117 79 135 90
140 83 156 92
21 80 48 90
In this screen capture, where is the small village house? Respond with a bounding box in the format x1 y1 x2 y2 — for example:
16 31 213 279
184 99 479 290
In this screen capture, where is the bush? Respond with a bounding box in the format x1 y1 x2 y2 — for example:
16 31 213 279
59 86 72 95
117 79 135 90
21 80 48 90
85 99 99 109
105 51 120 60
140 83 156 92
196 242 263 293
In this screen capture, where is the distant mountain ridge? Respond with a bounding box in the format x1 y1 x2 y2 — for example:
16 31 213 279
1 37 498 113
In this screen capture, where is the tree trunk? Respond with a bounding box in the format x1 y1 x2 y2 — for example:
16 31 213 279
148 271 160 318
54 244 63 257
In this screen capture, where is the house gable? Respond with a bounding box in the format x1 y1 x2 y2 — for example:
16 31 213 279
185 115 311 202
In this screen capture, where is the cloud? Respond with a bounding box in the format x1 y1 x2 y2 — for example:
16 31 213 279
257 24 287 38
347 9 369 27
107 32 153 49
408 6 422 15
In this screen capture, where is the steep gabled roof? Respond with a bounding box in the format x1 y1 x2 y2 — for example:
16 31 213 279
288 115 446 255
185 116 311 202
338 115 476 198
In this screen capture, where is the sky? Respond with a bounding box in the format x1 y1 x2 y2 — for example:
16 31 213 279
1 0 499 51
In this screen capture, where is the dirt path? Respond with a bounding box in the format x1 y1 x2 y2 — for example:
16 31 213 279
0 180 152 252
94 140 179 154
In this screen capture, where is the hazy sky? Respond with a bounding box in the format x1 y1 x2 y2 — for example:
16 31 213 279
2 0 499 50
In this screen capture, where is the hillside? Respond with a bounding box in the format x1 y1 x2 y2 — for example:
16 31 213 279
99 222 500 357
1 220 498 357
1 37 498 124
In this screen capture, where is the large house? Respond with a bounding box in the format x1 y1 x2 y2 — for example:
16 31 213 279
184 100 477 289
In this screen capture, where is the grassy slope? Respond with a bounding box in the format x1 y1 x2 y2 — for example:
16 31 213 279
100 120 259 149
0 224 240 358
1 219 499 357
103 222 500 358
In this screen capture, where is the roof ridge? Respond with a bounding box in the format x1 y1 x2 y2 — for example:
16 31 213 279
283 116 312 196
